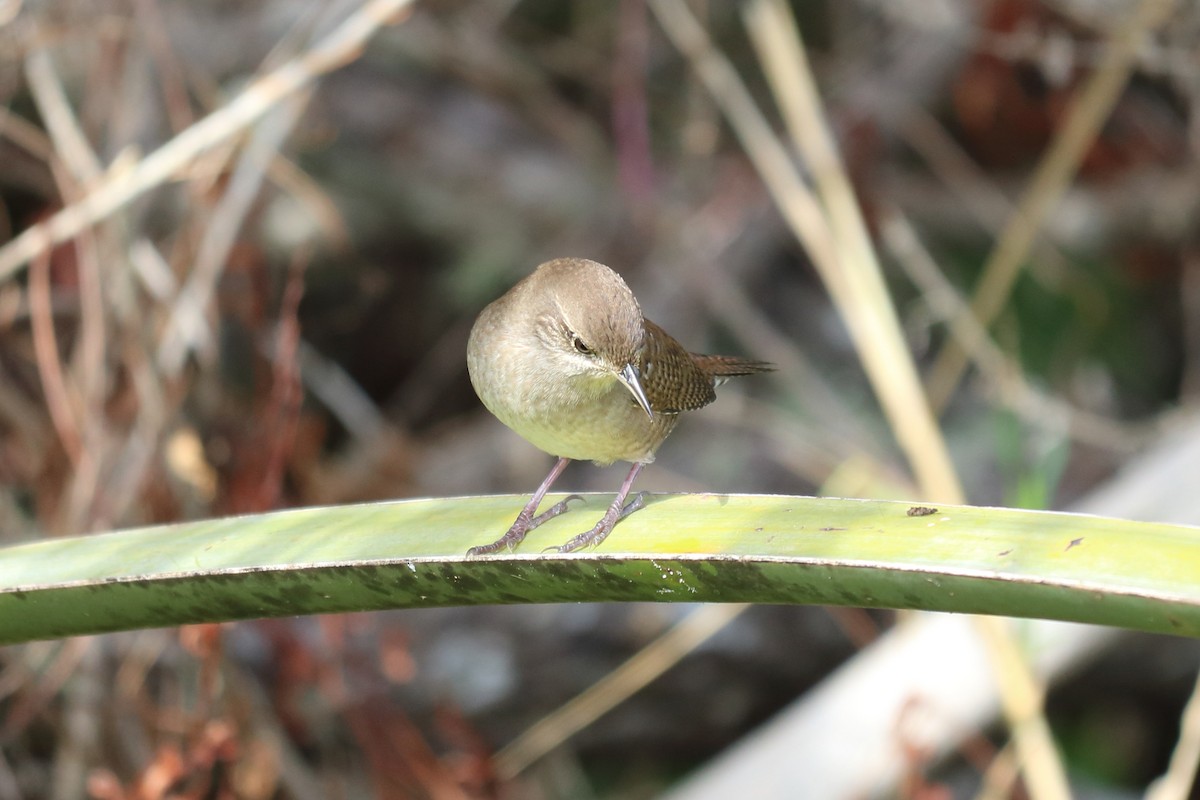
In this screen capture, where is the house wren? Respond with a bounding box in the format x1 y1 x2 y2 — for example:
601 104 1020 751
466 257 772 555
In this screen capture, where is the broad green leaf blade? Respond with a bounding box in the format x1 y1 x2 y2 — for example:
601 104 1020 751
0 494 1196 645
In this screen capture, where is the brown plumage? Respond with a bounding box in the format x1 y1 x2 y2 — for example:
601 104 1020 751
639 319 771 413
466 257 772 554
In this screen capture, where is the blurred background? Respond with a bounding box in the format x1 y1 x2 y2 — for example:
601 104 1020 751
0 0 1199 797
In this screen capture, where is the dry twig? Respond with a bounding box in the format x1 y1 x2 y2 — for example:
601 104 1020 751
0 0 416 284
925 0 1180 409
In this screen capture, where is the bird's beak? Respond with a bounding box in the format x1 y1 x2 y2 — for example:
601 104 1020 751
618 363 654 419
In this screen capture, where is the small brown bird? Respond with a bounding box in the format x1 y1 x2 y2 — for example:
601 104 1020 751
466 257 772 554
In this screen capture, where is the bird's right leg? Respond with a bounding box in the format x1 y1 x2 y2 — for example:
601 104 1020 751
549 462 645 553
467 456 575 556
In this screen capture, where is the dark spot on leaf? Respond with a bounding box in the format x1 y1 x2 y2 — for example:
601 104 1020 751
997 549 1012 556
907 506 937 517
819 527 845 532
1065 537 1083 551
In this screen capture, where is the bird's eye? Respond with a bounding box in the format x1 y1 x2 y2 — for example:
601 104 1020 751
572 336 593 355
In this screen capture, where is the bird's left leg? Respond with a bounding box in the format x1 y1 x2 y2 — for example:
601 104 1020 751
551 462 645 553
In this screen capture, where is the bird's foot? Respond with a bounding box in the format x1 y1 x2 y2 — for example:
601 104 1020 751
466 524 527 557
466 494 585 556
548 491 649 553
617 491 648 522
531 494 585 528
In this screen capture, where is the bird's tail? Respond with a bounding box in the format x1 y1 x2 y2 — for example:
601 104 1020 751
692 354 775 379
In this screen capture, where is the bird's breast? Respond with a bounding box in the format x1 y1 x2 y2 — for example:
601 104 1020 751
467 325 675 464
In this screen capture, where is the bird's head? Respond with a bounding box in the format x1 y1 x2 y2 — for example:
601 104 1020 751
528 258 654 419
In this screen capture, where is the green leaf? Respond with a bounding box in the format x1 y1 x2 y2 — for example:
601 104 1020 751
0 494 1196 645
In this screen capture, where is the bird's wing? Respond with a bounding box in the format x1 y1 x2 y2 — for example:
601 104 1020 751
640 319 717 413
